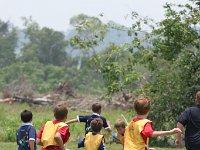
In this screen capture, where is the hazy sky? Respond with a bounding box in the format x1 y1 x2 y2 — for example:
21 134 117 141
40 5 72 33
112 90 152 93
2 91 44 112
0 0 189 31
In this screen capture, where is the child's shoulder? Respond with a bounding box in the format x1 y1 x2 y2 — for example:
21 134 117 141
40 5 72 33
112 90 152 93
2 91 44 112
25 124 36 132
98 115 107 120
19 123 35 129
89 115 107 123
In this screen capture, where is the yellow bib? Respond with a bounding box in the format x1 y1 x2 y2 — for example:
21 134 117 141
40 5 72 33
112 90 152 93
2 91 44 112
117 132 124 145
84 132 104 150
124 119 151 150
41 121 68 148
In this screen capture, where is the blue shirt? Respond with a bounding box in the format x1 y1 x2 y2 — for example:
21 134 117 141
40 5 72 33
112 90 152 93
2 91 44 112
77 113 110 132
178 105 200 150
17 123 36 150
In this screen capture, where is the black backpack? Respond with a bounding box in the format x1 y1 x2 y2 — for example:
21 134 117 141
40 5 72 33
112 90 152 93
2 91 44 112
17 125 31 149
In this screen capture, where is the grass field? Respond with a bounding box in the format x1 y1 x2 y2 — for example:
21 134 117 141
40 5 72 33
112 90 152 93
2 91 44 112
0 102 185 150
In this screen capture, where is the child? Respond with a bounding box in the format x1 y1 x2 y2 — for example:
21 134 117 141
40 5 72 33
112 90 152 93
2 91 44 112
124 96 182 150
36 102 70 150
113 119 126 145
66 103 111 133
175 91 200 150
17 110 36 150
78 118 105 150
114 119 155 150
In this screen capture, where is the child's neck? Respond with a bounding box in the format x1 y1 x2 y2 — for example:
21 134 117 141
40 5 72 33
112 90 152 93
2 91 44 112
57 119 65 122
93 112 100 115
137 114 148 119
23 121 32 124
92 131 100 135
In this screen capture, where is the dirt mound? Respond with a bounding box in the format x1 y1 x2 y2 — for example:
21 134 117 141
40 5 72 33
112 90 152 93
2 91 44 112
65 93 135 110
55 82 75 98
1 80 135 109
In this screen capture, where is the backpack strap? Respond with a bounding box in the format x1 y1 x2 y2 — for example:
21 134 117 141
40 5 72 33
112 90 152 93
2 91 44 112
17 125 32 147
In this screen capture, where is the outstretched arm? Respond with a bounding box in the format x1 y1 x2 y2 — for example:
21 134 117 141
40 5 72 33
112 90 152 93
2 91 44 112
106 127 112 132
175 122 184 148
104 120 112 132
152 128 181 137
66 118 78 124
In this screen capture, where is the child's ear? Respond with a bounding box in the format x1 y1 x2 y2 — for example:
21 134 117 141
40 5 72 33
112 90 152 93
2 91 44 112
99 110 101 114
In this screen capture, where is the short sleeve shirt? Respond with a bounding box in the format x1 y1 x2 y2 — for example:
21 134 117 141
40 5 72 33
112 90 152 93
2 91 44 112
17 123 36 150
132 118 154 143
78 113 110 131
178 105 200 150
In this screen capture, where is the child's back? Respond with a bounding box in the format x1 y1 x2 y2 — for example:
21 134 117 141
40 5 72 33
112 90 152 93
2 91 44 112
84 132 104 150
36 102 70 150
78 118 105 150
40 121 68 148
17 110 36 150
67 103 111 134
124 96 181 150
124 118 151 150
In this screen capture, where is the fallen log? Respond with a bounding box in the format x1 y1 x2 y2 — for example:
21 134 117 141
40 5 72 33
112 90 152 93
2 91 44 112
13 96 55 105
0 98 15 103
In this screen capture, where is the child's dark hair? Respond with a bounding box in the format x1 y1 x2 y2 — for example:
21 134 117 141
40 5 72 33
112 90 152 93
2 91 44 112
92 103 101 113
114 119 126 129
21 110 33 123
134 96 150 115
90 118 103 132
54 102 68 120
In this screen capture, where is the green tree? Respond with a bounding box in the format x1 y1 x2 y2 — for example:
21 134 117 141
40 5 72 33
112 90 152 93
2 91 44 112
69 14 144 95
91 44 140 94
0 20 17 68
136 2 200 142
69 14 107 54
151 2 200 61
20 17 69 66
0 61 66 93
68 3 200 146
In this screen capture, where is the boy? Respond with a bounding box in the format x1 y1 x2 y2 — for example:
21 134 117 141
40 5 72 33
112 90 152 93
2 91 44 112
17 110 36 150
66 103 111 133
176 91 200 150
113 119 126 145
114 119 155 150
78 118 105 150
36 102 70 150
124 96 182 150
